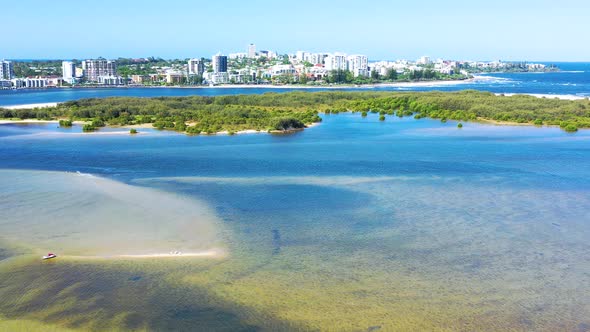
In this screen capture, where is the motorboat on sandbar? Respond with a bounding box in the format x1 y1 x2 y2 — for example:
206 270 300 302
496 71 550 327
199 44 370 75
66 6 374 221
42 253 57 260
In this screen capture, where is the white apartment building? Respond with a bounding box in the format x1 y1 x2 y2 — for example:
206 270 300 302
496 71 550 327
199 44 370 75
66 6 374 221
258 50 277 59
208 72 229 84
417 56 431 65
347 55 369 77
82 59 117 82
97 75 124 85
187 58 205 75
62 61 76 83
0 60 14 80
229 53 247 59
310 53 328 65
269 64 296 77
248 44 256 58
324 53 348 71
12 78 48 88
295 51 307 62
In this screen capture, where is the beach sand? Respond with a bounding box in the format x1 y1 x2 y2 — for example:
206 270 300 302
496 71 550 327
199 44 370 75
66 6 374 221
2 102 59 109
64 248 226 260
0 119 86 125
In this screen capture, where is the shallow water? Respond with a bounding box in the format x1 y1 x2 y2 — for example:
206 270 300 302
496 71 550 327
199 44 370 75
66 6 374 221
0 114 589 331
0 170 224 256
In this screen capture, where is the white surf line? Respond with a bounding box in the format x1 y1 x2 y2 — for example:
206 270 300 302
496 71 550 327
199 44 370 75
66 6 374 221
496 93 587 100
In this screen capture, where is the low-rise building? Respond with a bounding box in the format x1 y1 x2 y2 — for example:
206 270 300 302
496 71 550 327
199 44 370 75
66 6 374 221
130 75 149 84
97 75 124 85
269 64 296 77
11 77 48 88
165 72 185 84
206 72 229 84
0 80 12 88
46 76 63 87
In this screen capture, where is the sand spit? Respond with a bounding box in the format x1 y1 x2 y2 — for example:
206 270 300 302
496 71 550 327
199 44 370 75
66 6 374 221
64 248 226 260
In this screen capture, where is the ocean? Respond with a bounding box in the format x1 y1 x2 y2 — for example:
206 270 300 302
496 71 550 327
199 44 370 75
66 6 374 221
0 64 589 331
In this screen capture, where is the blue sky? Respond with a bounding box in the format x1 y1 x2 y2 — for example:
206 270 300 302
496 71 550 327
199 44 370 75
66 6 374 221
4 0 589 61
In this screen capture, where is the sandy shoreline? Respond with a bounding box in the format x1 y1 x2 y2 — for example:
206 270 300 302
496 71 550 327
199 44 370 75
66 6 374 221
0 120 319 136
2 102 59 109
63 248 225 260
195 78 476 89
0 119 85 125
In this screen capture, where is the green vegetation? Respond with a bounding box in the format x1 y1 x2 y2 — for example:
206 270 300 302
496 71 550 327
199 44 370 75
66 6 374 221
91 119 105 127
379 115 386 121
325 69 468 85
272 118 305 131
130 128 138 134
563 123 578 132
457 123 463 128
13 60 63 77
82 124 96 132
58 119 72 127
1 91 589 133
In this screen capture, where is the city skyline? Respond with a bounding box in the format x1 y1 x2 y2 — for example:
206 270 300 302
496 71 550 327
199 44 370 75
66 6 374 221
3 0 590 61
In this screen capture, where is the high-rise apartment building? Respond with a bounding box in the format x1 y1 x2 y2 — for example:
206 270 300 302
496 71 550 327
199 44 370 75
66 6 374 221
0 60 14 80
188 58 205 75
62 61 76 82
82 59 117 82
347 55 369 77
248 44 256 58
324 53 348 71
212 54 228 73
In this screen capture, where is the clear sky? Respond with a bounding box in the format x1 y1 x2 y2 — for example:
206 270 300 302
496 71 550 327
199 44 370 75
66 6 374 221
4 0 590 61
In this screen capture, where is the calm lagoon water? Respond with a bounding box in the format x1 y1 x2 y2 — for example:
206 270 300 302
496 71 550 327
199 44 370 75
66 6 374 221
1 111 590 331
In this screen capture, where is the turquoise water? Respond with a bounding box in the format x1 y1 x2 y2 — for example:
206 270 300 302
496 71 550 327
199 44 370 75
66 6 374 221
1 112 590 330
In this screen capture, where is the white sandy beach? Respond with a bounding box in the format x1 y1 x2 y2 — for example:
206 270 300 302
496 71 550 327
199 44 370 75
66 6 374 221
197 79 476 89
64 248 225 260
2 102 59 109
0 119 85 125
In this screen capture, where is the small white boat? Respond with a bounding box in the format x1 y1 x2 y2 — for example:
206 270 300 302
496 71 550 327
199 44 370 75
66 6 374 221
42 253 57 260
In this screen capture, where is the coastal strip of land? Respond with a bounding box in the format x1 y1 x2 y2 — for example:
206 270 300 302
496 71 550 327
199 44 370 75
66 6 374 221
2 91 590 133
